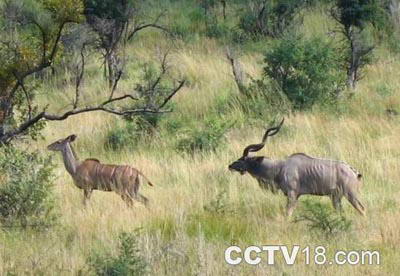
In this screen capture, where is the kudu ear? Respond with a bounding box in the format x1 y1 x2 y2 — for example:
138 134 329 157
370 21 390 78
67 134 77 142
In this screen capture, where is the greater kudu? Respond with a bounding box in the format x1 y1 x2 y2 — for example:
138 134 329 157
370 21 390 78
228 119 365 216
48 134 153 207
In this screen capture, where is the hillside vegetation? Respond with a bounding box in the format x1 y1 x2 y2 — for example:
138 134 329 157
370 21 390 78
1 0 400 275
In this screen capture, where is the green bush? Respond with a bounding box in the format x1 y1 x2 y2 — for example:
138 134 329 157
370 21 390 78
294 200 352 237
263 35 345 109
162 116 186 134
105 122 137 151
206 22 230 39
88 231 147 276
176 117 231 154
105 114 162 150
0 146 57 229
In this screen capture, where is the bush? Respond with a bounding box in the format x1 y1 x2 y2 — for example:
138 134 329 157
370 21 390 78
294 200 352 237
88 231 147 276
176 117 231 154
206 22 230 39
0 146 57 229
105 122 138 151
105 114 162 150
263 35 345 109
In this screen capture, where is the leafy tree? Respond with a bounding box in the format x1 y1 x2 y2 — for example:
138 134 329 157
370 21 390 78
0 0 184 145
84 0 167 90
0 0 83 142
263 35 345 109
331 0 388 89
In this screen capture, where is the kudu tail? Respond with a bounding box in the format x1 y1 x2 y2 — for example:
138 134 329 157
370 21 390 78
138 171 154 187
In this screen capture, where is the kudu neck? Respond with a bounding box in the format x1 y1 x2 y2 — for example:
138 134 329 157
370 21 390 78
61 143 79 175
248 158 283 180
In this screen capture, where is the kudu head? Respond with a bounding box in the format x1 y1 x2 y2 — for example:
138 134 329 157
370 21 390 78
228 119 284 175
47 134 77 151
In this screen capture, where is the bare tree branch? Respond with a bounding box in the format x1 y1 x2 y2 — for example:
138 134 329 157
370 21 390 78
14 74 33 120
20 21 69 80
226 48 246 94
127 11 169 41
109 70 122 100
31 19 48 62
0 81 184 144
158 80 185 110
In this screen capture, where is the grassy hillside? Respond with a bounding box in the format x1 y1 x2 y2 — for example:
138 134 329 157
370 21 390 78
1 2 400 275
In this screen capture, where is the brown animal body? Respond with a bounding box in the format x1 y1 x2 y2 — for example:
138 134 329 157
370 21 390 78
48 135 153 207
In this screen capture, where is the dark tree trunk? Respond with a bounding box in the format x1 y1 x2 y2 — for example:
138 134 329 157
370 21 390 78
221 0 226 20
348 30 357 89
0 96 13 138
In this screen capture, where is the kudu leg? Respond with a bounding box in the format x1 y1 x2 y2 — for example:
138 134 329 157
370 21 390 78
345 191 366 216
135 194 149 207
83 189 92 206
121 194 134 208
128 178 149 208
331 194 343 213
286 191 298 217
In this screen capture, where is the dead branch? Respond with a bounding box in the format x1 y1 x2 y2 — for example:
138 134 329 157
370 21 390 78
127 11 169 41
0 80 185 144
226 48 246 94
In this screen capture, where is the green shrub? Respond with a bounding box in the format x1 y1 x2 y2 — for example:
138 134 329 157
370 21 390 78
134 113 163 133
294 200 352 237
88 231 147 276
105 122 137 151
105 114 163 150
162 116 186 134
375 83 393 98
263 35 345 109
0 146 57 229
203 190 231 215
206 22 230 39
176 117 231 154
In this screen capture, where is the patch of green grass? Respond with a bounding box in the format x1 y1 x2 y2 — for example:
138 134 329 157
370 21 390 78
146 216 178 242
186 212 256 244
